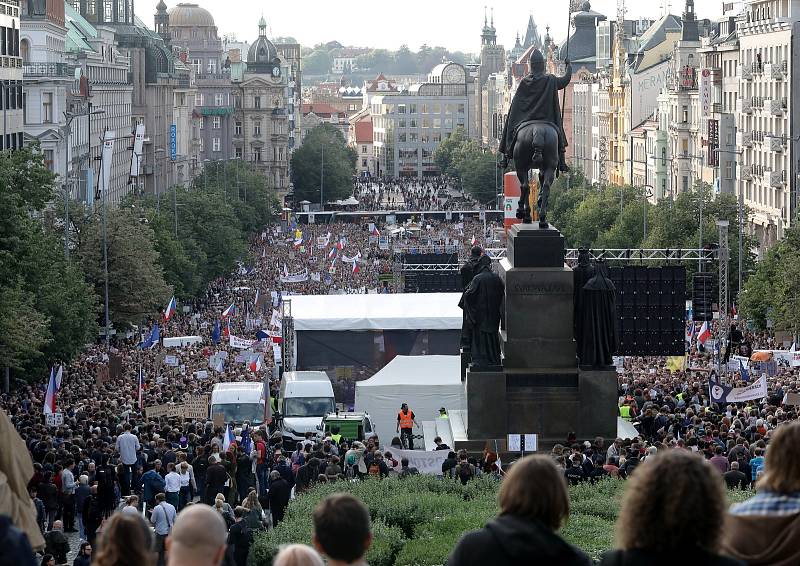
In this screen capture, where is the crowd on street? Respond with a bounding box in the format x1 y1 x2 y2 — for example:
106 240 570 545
352 177 481 211
2 202 800 565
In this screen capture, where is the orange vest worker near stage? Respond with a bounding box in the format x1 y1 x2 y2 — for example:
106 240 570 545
396 403 420 450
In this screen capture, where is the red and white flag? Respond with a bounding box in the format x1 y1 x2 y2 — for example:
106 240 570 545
43 368 57 416
698 321 711 344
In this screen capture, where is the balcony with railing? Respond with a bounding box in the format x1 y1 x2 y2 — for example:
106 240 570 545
739 97 753 114
739 64 753 80
752 96 764 110
741 165 752 180
23 62 75 77
765 62 783 80
769 136 784 152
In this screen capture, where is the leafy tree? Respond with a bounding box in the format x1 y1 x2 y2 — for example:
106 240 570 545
291 123 357 204
0 283 51 371
80 207 171 329
304 50 332 75
459 152 499 205
433 127 469 176
393 45 417 74
0 146 98 380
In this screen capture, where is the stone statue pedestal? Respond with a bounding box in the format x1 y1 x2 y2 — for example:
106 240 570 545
462 223 617 448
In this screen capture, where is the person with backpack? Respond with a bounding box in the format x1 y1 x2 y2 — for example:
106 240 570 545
454 452 475 485
442 451 458 478
367 452 389 479
226 506 252 566
141 460 167 511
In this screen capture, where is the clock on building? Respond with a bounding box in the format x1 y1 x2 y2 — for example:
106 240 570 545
442 64 463 84
272 66 281 78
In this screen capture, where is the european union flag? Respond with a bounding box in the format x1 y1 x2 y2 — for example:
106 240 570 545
211 320 221 344
240 424 252 454
139 323 160 349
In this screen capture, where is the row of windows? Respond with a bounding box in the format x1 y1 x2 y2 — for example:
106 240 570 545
0 81 23 111
0 25 19 57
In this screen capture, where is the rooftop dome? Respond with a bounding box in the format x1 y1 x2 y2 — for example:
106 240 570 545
167 3 216 27
247 16 278 70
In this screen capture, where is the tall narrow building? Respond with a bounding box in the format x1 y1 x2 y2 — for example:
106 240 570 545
1 0 23 151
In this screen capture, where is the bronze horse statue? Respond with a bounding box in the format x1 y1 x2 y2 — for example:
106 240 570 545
513 121 560 227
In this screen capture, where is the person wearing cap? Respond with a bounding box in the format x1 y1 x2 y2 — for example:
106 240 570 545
438 407 449 419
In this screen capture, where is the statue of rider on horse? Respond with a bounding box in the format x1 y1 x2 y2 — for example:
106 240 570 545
498 49 572 227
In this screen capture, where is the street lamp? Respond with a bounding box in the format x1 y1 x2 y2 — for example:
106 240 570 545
642 184 653 241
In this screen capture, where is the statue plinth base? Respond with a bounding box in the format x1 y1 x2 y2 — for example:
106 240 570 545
459 224 617 451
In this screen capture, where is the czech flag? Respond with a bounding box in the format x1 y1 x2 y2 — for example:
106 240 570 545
222 302 236 318
164 296 177 321
43 367 57 415
372 226 380 236
249 356 262 372
470 235 478 247
328 246 337 260
352 252 361 274
698 321 711 344
54 365 63 390
223 319 231 338
222 424 235 452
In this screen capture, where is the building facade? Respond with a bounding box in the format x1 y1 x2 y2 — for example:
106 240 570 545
234 17 289 191
1 0 24 151
372 62 469 178
737 0 800 250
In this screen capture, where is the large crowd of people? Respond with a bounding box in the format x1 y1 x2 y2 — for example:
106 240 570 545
352 177 482 211
2 191 800 565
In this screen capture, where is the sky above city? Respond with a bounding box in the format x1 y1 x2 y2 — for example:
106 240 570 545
137 0 725 52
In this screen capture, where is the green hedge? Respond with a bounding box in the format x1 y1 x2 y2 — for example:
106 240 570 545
250 475 755 565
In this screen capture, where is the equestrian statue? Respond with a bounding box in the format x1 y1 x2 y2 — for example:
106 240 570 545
499 50 572 227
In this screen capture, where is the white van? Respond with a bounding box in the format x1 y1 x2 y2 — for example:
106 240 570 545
210 382 267 425
278 371 335 444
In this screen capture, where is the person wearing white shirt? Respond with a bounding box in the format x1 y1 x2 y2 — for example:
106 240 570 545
178 462 193 510
164 462 181 510
115 423 141 496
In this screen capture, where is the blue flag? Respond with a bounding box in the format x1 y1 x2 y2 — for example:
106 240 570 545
739 360 750 382
139 322 160 349
240 424 252 454
211 320 221 345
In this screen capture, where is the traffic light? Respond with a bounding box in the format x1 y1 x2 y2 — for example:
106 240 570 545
692 272 714 322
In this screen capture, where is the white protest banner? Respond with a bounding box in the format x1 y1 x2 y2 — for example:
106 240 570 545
381 447 450 476
524 434 538 452
507 434 521 452
45 413 64 427
195 370 208 380
280 269 309 284
183 395 209 419
311 272 321 282
272 343 282 363
230 334 256 350
709 374 768 404
164 355 179 367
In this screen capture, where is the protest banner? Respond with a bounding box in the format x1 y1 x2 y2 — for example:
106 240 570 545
784 392 800 406
213 413 225 428
230 334 256 350
145 404 173 419
164 355 179 367
109 354 124 379
381 447 450 476
709 374 768 404
183 395 209 420
195 370 208 380
95 364 109 385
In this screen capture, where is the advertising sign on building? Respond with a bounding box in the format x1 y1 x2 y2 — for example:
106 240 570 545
170 124 177 161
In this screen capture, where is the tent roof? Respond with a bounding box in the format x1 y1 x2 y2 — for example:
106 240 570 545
357 355 461 387
290 293 462 331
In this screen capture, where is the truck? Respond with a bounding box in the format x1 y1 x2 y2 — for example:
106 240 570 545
278 371 335 446
210 382 267 425
321 411 377 443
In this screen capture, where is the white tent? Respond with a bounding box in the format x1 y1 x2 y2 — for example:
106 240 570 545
289 293 462 331
355 355 465 442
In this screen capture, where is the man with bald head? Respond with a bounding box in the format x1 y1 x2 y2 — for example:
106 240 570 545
166 504 227 566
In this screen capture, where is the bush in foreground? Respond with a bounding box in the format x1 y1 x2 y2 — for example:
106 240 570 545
251 475 753 565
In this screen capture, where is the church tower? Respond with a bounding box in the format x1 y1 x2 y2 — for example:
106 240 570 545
154 0 170 44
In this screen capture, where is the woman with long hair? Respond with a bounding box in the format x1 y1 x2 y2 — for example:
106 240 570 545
94 512 155 566
449 455 592 565
599 450 743 565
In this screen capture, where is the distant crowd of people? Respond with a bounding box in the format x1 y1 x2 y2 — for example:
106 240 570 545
352 177 479 211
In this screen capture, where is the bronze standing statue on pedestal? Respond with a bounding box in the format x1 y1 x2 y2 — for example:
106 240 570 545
499 50 572 226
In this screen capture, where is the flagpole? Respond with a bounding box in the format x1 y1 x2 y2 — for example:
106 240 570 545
560 1 576 125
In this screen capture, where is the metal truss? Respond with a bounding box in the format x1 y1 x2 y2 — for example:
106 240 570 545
485 248 716 262
400 263 459 271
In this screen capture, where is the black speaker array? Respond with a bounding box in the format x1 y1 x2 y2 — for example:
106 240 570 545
401 253 461 293
404 272 462 293
692 272 714 322
607 266 687 357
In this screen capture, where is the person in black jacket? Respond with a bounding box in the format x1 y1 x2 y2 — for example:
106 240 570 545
267 471 291 527
226 507 251 566
449 455 592 566
599 450 744 566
